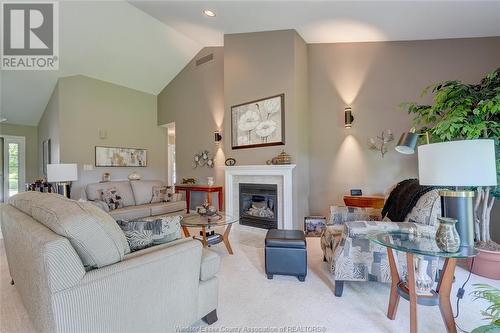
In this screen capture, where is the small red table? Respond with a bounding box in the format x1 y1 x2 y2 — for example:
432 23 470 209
175 184 223 214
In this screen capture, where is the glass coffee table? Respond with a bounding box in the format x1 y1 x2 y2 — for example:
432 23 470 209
181 213 238 255
368 231 476 333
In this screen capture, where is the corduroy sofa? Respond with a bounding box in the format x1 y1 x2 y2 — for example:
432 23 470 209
1 192 220 333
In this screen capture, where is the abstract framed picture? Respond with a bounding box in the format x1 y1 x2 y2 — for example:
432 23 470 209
95 146 147 167
231 93 285 149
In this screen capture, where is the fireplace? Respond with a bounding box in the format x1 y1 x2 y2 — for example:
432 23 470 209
239 183 278 229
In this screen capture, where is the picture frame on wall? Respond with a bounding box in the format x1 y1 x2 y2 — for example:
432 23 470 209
95 146 147 167
42 139 51 177
231 93 285 149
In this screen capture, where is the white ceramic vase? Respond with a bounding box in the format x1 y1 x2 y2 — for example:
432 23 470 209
415 256 433 295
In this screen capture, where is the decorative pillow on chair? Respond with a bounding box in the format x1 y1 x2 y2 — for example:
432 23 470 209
116 215 182 251
151 185 170 203
101 188 124 210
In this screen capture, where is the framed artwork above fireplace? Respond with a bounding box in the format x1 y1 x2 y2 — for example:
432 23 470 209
231 94 285 149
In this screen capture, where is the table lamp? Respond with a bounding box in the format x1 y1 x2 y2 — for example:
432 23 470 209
47 163 78 198
417 139 497 247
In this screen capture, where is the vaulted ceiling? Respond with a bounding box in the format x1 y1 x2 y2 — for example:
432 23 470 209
2 1 499 126
1 1 201 126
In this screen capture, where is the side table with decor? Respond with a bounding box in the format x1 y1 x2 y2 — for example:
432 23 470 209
343 195 385 209
368 231 476 333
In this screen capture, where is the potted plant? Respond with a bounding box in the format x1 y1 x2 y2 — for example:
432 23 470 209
402 68 499 278
470 284 500 333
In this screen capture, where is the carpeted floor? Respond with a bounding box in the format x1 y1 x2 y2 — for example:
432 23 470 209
1 224 497 333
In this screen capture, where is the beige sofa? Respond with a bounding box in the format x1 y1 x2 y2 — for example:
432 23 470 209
1 192 220 333
85 180 187 220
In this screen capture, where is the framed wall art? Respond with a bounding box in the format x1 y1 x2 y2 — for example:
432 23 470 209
42 139 51 176
95 146 147 167
231 93 285 149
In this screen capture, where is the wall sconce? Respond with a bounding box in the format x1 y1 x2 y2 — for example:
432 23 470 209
214 130 222 144
368 129 394 157
344 107 354 128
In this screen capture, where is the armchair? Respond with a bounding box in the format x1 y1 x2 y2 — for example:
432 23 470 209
321 190 442 297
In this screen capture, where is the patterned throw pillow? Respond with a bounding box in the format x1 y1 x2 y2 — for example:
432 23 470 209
101 188 123 210
151 185 170 203
116 215 182 251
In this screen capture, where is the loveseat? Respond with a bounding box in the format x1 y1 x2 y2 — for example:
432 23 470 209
1 192 220 332
321 189 441 297
85 180 187 220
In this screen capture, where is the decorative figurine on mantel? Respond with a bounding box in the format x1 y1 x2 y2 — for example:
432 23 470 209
368 129 394 157
266 150 292 165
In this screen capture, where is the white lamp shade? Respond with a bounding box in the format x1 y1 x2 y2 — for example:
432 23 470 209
418 139 497 186
47 164 78 182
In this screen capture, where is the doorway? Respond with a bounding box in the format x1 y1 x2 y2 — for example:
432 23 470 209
166 123 176 186
0 136 26 202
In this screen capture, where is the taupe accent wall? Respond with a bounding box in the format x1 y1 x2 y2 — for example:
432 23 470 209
158 47 224 186
158 33 499 235
308 37 500 217
223 30 310 229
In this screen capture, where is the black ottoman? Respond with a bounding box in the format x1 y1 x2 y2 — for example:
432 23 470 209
265 229 307 282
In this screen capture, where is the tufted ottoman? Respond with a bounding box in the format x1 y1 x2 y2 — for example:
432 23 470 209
265 229 307 281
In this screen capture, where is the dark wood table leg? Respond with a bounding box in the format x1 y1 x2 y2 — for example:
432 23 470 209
218 189 223 211
438 258 457 333
223 223 234 255
386 248 401 320
185 190 191 213
182 226 191 238
406 253 417 333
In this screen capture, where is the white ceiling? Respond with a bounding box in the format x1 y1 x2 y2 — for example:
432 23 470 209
2 1 500 126
1 1 201 126
130 1 500 45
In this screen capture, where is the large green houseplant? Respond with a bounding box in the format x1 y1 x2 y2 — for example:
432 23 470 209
401 68 499 253
470 284 500 333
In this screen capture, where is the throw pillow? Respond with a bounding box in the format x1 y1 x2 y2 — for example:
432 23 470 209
116 215 182 251
151 185 170 203
101 187 124 210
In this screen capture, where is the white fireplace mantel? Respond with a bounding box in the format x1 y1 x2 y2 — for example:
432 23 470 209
224 164 296 229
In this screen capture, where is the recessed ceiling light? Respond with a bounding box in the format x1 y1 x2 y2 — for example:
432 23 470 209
203 9 216 17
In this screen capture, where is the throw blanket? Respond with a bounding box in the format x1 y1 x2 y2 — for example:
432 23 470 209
382 179 437 222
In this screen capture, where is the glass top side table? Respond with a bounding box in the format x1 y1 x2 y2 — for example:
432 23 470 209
181 213 238 255
368 231 477 333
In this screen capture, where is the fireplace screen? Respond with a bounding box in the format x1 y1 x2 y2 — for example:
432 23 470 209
239 183 278 229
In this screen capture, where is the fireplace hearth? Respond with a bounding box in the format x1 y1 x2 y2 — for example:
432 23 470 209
239 183 278 229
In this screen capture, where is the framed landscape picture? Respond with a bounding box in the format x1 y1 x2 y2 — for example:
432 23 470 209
231 94 285 149
95 146 147 167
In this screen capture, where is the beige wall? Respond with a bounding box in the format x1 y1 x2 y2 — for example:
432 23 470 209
308 37 500 217
0 123 38 183
38 83 61 175
37 75 167 199
158 47 224 186
224 30 309 229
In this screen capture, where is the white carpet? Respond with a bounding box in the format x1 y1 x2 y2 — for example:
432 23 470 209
1 225 497 333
